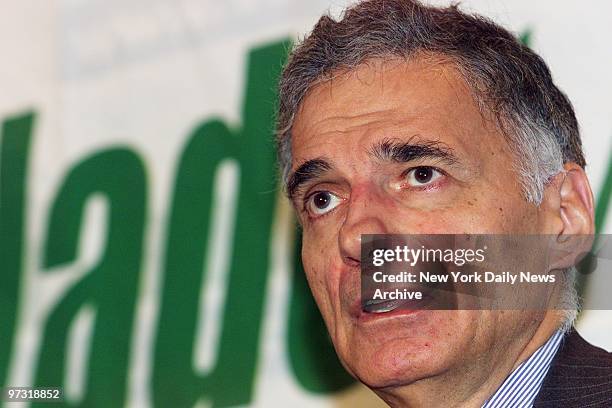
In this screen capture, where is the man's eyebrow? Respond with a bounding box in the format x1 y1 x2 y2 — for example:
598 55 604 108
370 138 458 164
286 158 332 200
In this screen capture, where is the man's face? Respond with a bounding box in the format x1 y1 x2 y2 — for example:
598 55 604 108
288 57 557 389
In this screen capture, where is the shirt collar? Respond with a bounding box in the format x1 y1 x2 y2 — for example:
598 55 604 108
482 330 564 408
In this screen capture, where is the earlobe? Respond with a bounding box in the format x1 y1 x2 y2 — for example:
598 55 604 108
558 163 595 237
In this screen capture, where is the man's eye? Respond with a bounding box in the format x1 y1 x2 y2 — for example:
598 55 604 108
306 191 343 216
404 166 443 187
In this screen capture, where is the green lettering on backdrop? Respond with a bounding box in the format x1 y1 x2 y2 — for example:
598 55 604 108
153 41 288 407
35 149 147 407
0 112 35 388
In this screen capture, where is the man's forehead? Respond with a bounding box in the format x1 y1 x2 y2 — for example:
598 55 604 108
290 56 491 169
295 57 466 123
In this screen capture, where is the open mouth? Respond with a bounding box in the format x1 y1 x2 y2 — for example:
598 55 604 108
359 288 434 316
359 264 456 317
362 298 404 313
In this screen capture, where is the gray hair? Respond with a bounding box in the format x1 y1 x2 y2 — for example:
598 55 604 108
276 0 585 204
559 266 580 333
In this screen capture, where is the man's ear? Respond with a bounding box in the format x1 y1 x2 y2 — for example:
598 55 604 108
541 163 595 270
557 162 595 237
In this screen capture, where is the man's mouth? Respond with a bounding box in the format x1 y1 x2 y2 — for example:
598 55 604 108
358 288 435 317
362 298 404 313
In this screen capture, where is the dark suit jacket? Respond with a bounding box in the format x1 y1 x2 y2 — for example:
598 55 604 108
534 329 612 407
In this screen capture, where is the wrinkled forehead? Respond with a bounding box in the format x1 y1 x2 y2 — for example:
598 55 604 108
294 56 468 127
290 56 501 171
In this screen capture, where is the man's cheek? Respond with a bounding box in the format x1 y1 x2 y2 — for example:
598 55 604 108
302 244 343 310
301 246 331 302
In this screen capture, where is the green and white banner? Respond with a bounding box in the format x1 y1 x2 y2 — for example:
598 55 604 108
1 1 610 407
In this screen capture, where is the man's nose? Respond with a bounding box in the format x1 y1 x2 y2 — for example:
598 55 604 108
338 188 391 266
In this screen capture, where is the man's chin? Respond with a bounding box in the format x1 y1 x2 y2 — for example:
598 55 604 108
333 309 473 389
342 335 446 390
